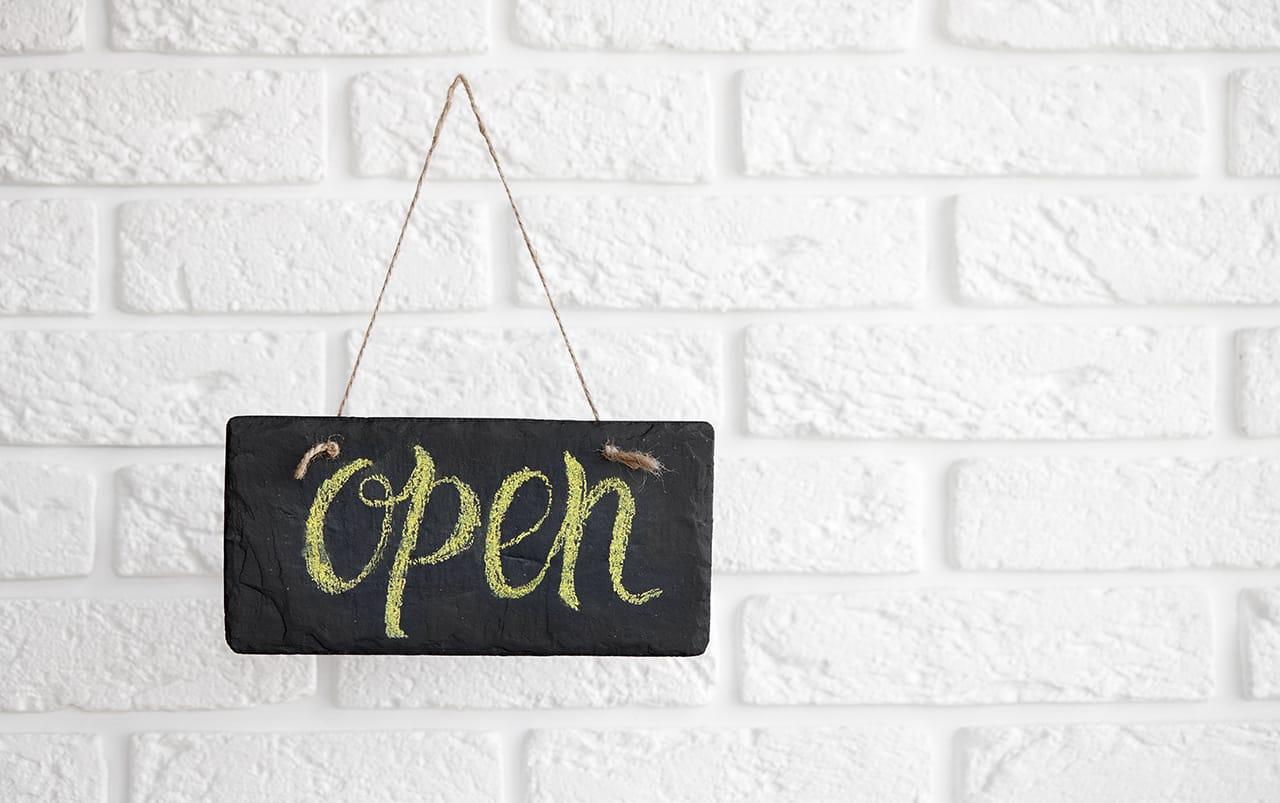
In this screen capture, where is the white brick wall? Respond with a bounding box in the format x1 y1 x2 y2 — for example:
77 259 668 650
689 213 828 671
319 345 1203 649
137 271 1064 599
957 724 1280 802
947 0 1280 50
0 331 320 444
741 67 1203 176
110 0 489 55
351 70 711 181
528 728 930 802
114 463 221 576
0 463 93 578
513 195 922 309
0 734 103 800
741 588 1210 704
0 0 82 53
0 598 313 711
130 731 500 800
337 652 715 708
119 200 489 313
1 2 1276 801
1230 69 1280 176
746 325 1210 439
955 195 1280 305
513 0 917 52
0 70 323 184
951 458 1280 569
0 200 95 314
1241 588 1280 700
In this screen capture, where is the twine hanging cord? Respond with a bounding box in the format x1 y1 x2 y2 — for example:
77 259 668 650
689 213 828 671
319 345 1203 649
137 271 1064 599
295 74 661 480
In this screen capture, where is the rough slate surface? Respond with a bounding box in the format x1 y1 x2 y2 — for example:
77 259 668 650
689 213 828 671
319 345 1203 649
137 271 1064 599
225 417 713 656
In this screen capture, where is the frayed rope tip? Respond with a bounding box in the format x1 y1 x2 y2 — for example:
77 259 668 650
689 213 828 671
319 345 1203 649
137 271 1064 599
294 441 341 480
601 442 664 476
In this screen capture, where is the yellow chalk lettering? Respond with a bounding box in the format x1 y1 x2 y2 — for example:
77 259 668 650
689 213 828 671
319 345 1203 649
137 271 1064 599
484 467 555 599
558 452 660 606
303 458 389 594
385 447 481 638
304 445 659 634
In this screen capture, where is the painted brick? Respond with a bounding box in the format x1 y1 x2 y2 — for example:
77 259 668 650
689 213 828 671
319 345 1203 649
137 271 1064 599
338 652 714 708
1237 328 1280 436
0 598 314 711
110 0 487 54
1230 69 1280 176
958 723 1280 803
741 587 1210 704
948 0 1280 50
115 464 220 576
0 463 93 579
0 200 94 315
528 728 929 803
0 734 103 802
119 200 487 313
741 67 1202 176
352 70 710 181
514 0 914 52
343 327 720 422
745 325 1210 439
130 731 498 801
0 70 322 184
1241 588 1280 699
951 458 1280 570
513 196 921 310
715 457 918 573
0 0 82 53
0 331 320 445
956 195 1280 305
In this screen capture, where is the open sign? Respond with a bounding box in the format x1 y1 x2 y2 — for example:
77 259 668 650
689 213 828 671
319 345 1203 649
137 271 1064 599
224 417 713 656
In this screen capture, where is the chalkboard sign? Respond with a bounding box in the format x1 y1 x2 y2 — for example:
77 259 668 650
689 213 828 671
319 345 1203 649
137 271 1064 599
224 417 713 656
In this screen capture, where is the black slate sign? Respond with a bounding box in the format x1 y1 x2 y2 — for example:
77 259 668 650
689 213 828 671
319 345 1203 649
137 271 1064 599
224 417 713 656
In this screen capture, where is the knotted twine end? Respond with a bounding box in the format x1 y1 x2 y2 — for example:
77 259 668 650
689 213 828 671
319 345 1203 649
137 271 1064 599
294 441 341 480
601 442 664 476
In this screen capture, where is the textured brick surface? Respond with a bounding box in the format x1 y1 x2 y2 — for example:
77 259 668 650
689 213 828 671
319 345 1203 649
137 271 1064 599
958 723 1280 803
1237 329 1280 436
514 0 914 51
119 200 487 313
952 458 1280 570
0 70 322 184
948 0 1280 50
338 653 714 708
352 70 710 181
0 734 103 802
343 327 720 421
0 331 319 445
0 0 81 52
513 196 921 309
741 588 1210 704
110 0 487 54
1241 588 1280 699
0 598 314 711
0 463 93 579
715 457 918 573
1231 70 1280 176
746 325 1209 439
528 728 929 802
956 195 1280 305
115 464 220 576
0 200 94 314
742 67 1202 176
131 731 498 801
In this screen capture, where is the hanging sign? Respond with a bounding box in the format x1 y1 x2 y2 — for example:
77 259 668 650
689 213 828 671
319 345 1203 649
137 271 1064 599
224 416 713 656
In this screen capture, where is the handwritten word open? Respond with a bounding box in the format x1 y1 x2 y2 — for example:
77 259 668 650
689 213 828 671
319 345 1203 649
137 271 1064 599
303 447 662 639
